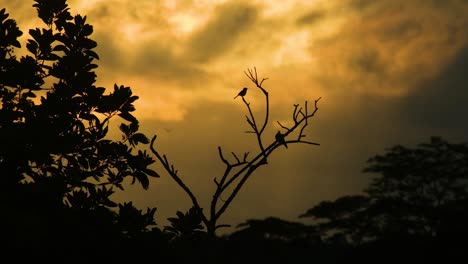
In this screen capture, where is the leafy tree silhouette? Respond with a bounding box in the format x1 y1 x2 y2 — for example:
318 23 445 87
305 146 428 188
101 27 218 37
300 136 468 262
220 217 342 264
0 0 162 256
164 206 206 240
150 68 321 237
1 0 324 261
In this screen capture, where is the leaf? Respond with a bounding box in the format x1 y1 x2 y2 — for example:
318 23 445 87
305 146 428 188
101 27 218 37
129 121 139 133
167 218 178 224
119 123 129 135
74 14 84 25
144 168 160 178
84 49 99 59
24 92 36 98
80 113 94 121
44 53 60 61
12 40 21 48
29 28 41 41
176 211 184 219
82 38 97 49
52 44 68 52
131 171 149 190
132 133 149 144
103 199 117 208
118 112 137 123
81 24 93 36
0 8 7 22
98 125 108 140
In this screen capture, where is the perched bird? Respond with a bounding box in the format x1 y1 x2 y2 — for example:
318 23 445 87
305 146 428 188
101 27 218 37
275 131 288 149
233 87 248 99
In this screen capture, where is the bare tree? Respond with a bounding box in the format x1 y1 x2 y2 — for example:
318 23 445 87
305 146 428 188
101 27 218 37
150 68 321 237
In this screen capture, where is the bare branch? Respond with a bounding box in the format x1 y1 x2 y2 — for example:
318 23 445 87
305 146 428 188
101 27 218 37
259 77 269 86
150 135 209 226
243 152 250 162
287 139 320 146
244 67 269 88
277 121 289 130
231 152 240 163
293 104 299 122
245 115 255 128
215 224 231 230
218 146 229 165
244 68 269 134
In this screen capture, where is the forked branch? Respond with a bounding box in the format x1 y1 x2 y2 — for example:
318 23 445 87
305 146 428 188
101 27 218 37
149 68 320 237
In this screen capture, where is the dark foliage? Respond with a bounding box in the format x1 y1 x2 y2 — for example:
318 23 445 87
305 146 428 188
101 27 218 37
0 1 162 257
2 1 466 263
301 136 468 262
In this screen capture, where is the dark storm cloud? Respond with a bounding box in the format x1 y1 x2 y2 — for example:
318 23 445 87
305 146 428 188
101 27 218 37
86 3 110 20
397 46 468 135
296 10 325 26
187 2 259 63
310 0 468 96
80 1 211 85
131 41 207 83
93 32 124 70
348 0 378 10
348 48 384 75
380 20 422 40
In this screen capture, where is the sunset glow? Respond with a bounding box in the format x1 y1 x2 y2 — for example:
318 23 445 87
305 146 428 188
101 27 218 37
4 0 468 231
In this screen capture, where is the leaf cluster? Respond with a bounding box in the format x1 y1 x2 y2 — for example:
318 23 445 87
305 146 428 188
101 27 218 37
0 1 160 248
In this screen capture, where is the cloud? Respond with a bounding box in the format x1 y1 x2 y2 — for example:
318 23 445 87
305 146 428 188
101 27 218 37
130 41 207 82
296 10 326 26
397 45 468 135
348 0 377 10
186 2 259 63
80 0 218 89
308 0 468 96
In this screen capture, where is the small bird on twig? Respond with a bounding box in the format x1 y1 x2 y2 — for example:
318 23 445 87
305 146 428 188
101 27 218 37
275 131 288 149
233 87 248 99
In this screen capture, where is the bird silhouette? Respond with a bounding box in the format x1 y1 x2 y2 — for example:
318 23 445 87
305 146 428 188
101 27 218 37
234 87 248 99
275 131 288 149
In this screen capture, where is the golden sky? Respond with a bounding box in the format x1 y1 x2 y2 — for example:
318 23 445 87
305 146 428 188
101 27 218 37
5 0 468 231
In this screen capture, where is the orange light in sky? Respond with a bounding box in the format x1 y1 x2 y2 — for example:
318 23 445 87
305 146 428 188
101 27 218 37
4 0 468 230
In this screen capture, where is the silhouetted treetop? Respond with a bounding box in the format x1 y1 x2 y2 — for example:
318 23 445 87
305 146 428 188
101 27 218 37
301 137 468 244
1 1 160 252
300 195 369 220
364 136 468 206
230 217 318 241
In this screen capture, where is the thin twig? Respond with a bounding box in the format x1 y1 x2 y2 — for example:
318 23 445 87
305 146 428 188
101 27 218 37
150 135 209 225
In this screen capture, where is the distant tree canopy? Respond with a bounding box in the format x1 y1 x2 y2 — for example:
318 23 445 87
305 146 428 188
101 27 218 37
229 217 318 242
0 0 161 252
300 136 468 244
